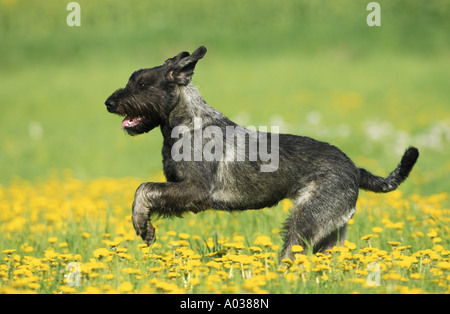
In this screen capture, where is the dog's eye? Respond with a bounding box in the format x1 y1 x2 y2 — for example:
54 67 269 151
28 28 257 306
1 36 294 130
139 83 146 88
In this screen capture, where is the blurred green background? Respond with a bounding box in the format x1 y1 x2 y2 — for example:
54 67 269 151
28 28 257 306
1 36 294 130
1 0 449 195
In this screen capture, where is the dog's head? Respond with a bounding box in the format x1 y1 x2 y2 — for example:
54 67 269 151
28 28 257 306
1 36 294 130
105 46 207 135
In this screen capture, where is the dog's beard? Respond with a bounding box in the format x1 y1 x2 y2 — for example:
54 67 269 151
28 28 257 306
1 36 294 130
121 114 159 135
116 100 160 135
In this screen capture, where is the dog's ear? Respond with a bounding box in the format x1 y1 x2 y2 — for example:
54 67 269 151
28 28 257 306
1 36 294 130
164 51 190 66
166 46 207 85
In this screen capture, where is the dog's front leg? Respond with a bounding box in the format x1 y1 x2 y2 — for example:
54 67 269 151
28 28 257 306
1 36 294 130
132 181 210 245
131 183 157 245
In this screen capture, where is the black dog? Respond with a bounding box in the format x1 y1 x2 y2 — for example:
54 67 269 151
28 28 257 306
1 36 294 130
105 46 419 259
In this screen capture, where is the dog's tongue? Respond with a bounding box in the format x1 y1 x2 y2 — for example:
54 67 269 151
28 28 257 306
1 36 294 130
121 116 144 129
121 117 132 130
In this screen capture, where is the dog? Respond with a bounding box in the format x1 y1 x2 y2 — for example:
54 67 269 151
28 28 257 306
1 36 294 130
105 46 419 259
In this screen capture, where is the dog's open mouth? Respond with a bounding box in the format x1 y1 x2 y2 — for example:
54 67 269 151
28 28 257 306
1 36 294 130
121 116 145 130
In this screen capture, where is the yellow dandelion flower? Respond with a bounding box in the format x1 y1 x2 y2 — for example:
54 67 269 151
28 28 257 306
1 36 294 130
59 286 76 293
102 274 115 280
178 233 190 240
168 272 179 278
281 258 293 266
314 264 331 272
2 249 16 254
116 247 127 253
387 241 401 247
430 268 443 277
169 240 189 247
28 283 41 290
265 272 278 281
122 268 141 275
223 242 245 250
347 278 365 284
100 285 117 293
284 273 298 282
44 249 59 260
354 269 368 277
410 273 422 280
23 246 34 253
282 199 293 214
139 284 155 294
59 253 74 261
118 281 134 293
427 231 438 238
106 240 121 247
397 287 423 294
432 237 442 243
291 245 304 253
48 237 58 244
190 277 201 286
432 245 444 252
81 232 90 238
205 261 221 270
93 248 112 259
118 252 131 260
248 246 262 252
344 240 357 250
383 272 402 281
294 254 309 264
82 287 102 294
394 260 412 268
254 235 272 247
361 234 376 241
437 262 450 270
394 245 411 252
372 227 383 234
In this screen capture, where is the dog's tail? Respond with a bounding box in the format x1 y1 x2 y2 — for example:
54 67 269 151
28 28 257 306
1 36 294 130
358 147 419 193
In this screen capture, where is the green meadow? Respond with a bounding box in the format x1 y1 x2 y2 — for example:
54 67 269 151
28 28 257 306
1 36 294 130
0 0 449 294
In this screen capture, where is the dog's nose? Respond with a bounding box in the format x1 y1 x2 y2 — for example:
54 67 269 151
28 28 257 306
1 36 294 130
105 99 116 111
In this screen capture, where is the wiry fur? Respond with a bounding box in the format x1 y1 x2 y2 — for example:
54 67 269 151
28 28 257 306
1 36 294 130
105 46 419 259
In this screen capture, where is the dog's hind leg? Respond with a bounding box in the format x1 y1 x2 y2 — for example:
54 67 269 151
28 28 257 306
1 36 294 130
280 204 315 260
313 223 348 253
280 182 356 260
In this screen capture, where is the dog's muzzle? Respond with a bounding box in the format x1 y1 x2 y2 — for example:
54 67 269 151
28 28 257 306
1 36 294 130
105 98 117 113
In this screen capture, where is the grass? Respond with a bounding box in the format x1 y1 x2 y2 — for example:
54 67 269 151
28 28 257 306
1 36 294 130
0 0 449 294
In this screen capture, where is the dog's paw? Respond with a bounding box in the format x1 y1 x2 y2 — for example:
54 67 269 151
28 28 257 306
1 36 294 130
131 183 151 234
131 182 156 245
142 220 155 246
132 212 155 245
